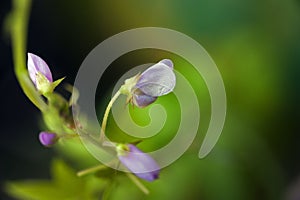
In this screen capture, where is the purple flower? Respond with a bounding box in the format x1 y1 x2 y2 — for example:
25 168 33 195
39 132 58 147
117 144 160 181
27 53 53 85
121 59 176 108
135 59 175 97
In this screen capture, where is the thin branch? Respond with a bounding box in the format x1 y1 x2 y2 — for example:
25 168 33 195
100 90 121 141
126 173 149 195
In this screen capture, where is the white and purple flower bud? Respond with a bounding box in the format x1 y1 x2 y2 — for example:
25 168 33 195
39 132 58 147
135 59 175 97
27 53 53 85
27 53 64 95
121 59 176 108
117 144 160 182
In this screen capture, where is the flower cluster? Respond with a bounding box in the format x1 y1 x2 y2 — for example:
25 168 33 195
26 53 176 183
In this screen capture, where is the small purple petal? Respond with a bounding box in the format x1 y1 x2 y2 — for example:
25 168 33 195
133 89 157 108
159 59 173 69
135 62 176 97
39 132 57 147
27 53 53 85
118 144 160 181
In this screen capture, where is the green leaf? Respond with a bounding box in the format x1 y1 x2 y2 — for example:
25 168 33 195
54 138 99 168
6 181 68 200
49 77 66 92
51 159 83 189
5 159 105 200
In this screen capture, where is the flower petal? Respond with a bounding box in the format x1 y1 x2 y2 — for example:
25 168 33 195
118 144 160 181
27 53 53 85
132 89 157 108
135 62 176 97
159 59 173 69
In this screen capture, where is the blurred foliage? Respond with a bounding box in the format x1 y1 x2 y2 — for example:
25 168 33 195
5 159 103 200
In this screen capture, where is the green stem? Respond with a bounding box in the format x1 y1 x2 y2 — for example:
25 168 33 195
76 160 117 177
126 173 149 195
10 0 47 111
100 90 121 141
60 133 78 139
77 164 107 177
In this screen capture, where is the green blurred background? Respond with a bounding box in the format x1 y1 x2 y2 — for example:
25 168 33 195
1 0 300 199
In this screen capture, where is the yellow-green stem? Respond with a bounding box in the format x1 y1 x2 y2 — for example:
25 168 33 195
126 173 149 195
10 0 47 111
77 164 107 177
60 133 78 139
77 160 117 177
100 90 121 141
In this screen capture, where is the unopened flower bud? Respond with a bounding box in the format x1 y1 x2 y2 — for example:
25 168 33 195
27 53 64 95
27 53 53 86
39 132 58 147
121 59 176 108
117 144 160 181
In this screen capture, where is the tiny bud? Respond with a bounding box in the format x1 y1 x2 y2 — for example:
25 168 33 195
39 132 58 147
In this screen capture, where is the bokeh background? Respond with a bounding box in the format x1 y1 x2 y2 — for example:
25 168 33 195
1 0 300 199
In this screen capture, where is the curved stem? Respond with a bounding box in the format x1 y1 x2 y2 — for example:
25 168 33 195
100 90 121 141
10 0 47 111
